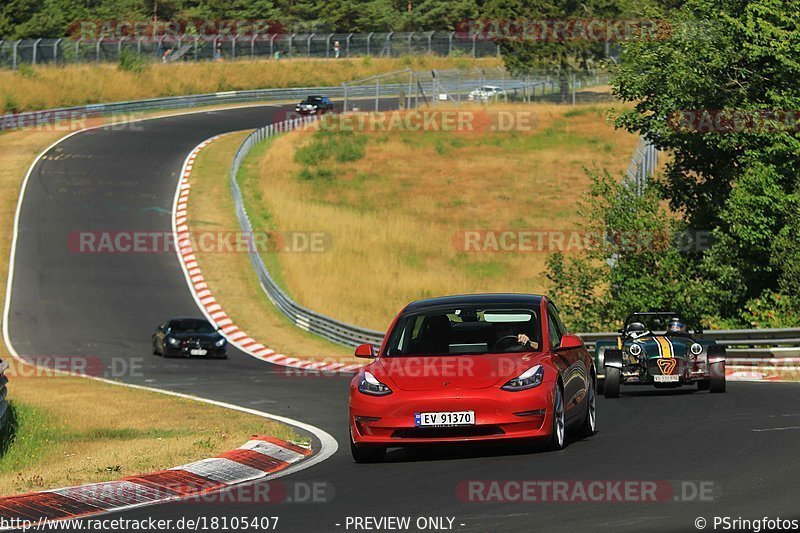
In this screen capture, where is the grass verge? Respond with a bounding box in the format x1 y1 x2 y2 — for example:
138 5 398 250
0 56 500 114
0 361 295 495
241 101 640 330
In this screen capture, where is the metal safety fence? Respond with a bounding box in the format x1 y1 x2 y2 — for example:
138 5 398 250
230 115 386 349
0 32 502 68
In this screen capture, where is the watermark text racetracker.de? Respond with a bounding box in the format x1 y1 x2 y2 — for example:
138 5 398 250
458 480 718 503
9 355 144 379
68 19 285 41
0 481 332 531
670 109 800 134
0 111 146 132
69 231 330 254
455 18 671 43
453 229 714 254
281 109 539 134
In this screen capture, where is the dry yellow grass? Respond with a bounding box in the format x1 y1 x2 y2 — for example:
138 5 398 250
0 111 296 496
248 102 639 331
187 132 348 360
0 56 501 113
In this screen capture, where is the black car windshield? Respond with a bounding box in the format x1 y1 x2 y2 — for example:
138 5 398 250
384 306 540 356
170 319 215 333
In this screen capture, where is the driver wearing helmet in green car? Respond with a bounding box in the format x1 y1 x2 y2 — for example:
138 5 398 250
666 317 690 337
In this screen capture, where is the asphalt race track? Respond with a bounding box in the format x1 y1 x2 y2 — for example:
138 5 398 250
6 104 800 532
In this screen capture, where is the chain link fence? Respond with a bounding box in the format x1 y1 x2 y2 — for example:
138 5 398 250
0 32 504 68
341 68 610 112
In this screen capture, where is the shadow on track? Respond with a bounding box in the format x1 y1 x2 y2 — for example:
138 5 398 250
370 433 599 464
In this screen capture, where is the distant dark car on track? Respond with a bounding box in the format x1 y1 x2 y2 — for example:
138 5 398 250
348 293 596 463
595 311 726 398
152 317 227 359
295 95 334 115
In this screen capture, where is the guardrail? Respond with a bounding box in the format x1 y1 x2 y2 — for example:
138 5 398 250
229 116 386 349
0 360 8 428
1 73 546 132
0 83 400 132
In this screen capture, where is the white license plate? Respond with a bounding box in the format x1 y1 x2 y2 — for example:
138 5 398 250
190 349 207 356
654 374 679 383
415 411 475 427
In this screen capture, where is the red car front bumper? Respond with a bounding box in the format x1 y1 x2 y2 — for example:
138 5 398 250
349 383 556 445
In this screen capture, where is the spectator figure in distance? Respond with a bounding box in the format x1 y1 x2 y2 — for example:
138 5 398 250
334 40 341 59
215 43 222 62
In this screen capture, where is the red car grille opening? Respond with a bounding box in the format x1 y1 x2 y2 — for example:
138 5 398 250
391 426 505 439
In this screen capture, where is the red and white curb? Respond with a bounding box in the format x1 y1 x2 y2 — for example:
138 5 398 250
173 136 364 375
726 357 800 382
0 436 311 527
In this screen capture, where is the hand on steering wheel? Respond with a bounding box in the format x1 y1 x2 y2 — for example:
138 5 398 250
492 334 530 352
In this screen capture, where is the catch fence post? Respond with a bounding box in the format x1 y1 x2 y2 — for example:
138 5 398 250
32 38 42 66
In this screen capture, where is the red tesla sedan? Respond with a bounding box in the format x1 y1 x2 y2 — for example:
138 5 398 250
349 294 596 462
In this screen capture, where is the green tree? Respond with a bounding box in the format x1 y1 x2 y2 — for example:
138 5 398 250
546 168 704 331
410 0 480 31
613 0 800 319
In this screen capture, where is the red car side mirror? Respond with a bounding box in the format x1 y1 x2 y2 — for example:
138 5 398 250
556 334 583 351
354 343 376 358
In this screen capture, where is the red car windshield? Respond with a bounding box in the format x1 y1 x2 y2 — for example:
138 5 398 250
384 307 541 356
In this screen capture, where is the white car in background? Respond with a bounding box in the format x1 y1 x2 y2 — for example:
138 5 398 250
468 85 507 102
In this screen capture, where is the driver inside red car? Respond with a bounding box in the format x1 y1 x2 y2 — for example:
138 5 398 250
494 323 538 351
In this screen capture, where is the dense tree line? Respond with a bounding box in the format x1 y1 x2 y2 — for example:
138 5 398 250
2 0 481 38
1 0 681 39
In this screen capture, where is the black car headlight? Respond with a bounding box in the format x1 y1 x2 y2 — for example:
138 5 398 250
358 371 392 396
502 365 544 391
690 343 703 356
628 343 642 357
215 337 226 347
166 337 179 346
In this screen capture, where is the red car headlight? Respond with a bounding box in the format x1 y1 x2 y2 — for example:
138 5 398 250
502 365 544 391
358 371 392 396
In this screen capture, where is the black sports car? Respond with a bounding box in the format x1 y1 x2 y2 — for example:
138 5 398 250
152 317 227 358
295 95 334 115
